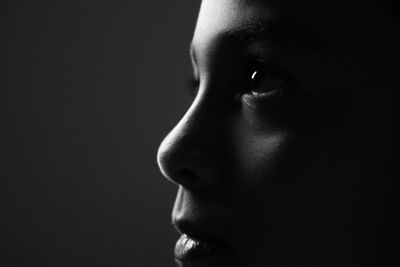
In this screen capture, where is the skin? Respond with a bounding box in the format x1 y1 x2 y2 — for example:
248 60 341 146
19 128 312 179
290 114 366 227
157 0 400 266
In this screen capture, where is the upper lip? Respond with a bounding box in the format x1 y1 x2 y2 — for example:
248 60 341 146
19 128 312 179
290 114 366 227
173 218 231 245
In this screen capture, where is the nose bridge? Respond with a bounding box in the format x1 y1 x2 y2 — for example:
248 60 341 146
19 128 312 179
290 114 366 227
157 94 221 189
159 95 205 157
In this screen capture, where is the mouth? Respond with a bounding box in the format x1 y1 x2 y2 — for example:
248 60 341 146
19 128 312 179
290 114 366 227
173 220 233 266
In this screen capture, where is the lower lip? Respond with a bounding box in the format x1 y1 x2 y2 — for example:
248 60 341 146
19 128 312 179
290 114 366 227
174 234 231 265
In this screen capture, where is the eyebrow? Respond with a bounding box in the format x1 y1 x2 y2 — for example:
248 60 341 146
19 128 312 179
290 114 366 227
190 19 326 58
225 20 326 49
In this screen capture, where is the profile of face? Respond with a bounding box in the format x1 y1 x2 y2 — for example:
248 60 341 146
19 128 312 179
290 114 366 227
157 1 399 266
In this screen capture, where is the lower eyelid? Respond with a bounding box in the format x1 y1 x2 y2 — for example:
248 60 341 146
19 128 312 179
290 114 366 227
242 87 288 108
251 90 281 98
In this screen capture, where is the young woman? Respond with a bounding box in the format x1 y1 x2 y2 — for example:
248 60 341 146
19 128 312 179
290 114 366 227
157 1 400 266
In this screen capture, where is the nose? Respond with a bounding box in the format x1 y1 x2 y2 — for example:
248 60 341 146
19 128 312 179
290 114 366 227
157 97 222 190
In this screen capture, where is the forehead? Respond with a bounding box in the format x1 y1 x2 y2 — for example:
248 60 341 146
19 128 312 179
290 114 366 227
193 0 390 43
192 0 280 68
193 0 325 57
192 0 331 67
194 0 274 42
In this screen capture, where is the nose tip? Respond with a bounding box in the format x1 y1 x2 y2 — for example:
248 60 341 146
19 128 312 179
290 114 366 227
157 128 220 190
157 138 204 189
157 139 182 184
157 94 223 190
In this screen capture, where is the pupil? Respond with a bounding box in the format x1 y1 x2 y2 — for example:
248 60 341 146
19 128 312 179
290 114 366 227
251 67 266 84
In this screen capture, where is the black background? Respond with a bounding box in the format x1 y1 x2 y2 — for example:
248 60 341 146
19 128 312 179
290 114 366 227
0 1 199 266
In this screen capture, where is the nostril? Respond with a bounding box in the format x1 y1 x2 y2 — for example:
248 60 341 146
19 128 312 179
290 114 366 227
174 168 198 187
176 168 197 179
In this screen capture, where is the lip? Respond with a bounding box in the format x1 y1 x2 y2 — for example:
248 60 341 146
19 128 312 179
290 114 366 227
173 219 233 265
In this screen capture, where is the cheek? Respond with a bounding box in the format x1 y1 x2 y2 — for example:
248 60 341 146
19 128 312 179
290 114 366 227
227 114 380 260
229 99 304 188
229 122 292 188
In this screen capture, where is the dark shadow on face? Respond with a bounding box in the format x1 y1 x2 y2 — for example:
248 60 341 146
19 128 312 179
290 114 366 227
157 1 400 266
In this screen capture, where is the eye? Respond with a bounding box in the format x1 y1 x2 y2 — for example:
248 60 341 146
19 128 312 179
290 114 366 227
242 62 289 107
247 64 287 98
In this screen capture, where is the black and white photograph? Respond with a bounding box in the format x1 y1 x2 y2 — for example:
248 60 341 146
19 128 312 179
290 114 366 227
1 1 399 267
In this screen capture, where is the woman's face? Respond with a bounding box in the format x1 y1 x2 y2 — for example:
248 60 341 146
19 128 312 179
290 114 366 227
157 0 399 266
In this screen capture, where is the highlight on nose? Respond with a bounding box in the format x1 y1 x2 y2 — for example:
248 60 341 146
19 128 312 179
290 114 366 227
157 86 223 190
157 125 221 191
157 136 183 184
157 134 200 189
